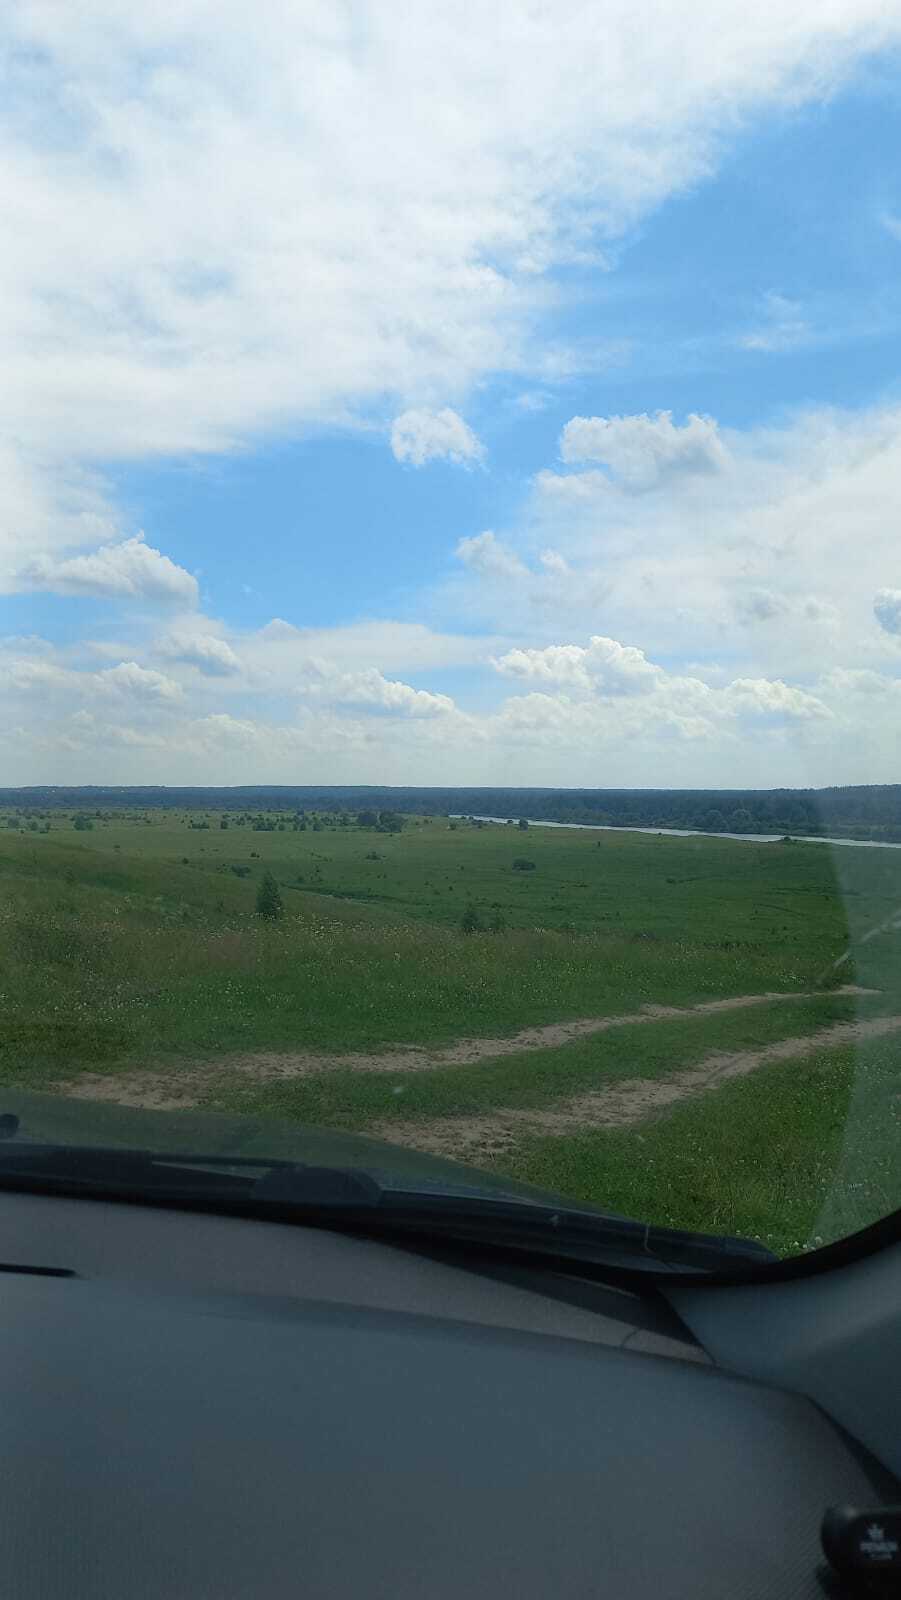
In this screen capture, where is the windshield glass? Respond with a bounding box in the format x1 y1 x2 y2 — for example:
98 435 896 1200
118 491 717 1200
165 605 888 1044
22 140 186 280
1 5 899 1266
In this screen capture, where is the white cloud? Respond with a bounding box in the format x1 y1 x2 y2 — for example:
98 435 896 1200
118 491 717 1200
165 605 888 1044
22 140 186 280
723 677 830 719
244 618 495 676
521 400 901 684
513 390 554 413
737 588 838 626
390 409 484 468
494 635 660 695
0 0 895 577
874 588 901 635
97 661 183 702
558 411 726 490
822 666 898 695
157 632 241 675
298 660 454 719
17 535 198 606
0 657 76 696
495 631 832 733
737 588 791 623
452 535 609 623
456 532 528 580
739 291 810 352
3 8 901 786
881 212 901 242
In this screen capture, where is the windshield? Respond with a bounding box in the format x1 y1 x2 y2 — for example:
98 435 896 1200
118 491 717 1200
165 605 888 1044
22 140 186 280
0 5 899 1269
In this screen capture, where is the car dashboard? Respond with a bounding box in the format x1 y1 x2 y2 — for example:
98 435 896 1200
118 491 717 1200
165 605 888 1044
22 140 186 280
0 1190 895 1598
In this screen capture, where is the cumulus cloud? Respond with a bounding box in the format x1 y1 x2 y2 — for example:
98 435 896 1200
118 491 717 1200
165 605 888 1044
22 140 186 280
298 660 454 719
723 677 830 719
558 411 726 490
874 588 901 635
495 631 831 727
494 636 660 695
390 409 484 468
17 535 198 607
522 400 901 686
97 662 183 702
157 632 241 676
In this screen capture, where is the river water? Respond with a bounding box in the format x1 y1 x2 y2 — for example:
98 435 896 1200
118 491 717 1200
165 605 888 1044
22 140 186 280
450 815 901 850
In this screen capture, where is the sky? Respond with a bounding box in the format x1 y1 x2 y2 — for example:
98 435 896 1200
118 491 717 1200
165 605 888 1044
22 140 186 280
3 2 901 788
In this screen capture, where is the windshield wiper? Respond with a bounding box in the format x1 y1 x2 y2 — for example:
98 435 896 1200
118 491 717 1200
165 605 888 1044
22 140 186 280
0 1141 774 1277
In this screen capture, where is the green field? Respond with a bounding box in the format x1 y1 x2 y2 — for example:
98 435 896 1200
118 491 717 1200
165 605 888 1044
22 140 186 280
1 804 899 1254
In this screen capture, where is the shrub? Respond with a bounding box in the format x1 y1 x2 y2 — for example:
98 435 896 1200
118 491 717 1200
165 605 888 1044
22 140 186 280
512 857 536 871
518 817 529 830
460 905 484 934
256 871 284 920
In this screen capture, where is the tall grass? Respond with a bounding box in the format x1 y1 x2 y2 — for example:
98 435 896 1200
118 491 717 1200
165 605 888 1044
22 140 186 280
0 891 830 1080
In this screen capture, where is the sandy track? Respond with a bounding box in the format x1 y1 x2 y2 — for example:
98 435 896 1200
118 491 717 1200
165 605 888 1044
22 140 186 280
56 983 873 1111
368 1012 901 1163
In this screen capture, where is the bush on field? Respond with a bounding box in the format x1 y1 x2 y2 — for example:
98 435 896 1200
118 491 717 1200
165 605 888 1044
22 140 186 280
512 857 536 872
256 871 284 921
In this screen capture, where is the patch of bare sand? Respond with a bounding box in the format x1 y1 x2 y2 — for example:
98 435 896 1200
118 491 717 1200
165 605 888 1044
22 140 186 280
367 1012 901 1163
54 983 876 1110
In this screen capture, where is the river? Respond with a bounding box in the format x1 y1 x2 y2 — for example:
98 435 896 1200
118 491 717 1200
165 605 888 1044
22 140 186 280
449 815 901 850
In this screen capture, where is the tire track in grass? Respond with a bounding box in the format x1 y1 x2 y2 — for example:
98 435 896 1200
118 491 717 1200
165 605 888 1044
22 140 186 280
366 1013 901 1164
55 984 874 1109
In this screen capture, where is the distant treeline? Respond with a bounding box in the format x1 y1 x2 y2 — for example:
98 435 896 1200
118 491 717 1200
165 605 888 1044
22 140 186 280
3 784 901 841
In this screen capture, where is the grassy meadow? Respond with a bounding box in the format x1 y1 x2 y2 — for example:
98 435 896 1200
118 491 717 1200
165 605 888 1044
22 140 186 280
1 803 899 1253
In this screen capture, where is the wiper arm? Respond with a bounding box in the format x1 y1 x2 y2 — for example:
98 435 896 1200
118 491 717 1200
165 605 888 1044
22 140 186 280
0 1141 773 1276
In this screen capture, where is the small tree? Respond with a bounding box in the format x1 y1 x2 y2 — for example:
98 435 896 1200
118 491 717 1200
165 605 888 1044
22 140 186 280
460 904 484 933
518 817 529 830
256 870 284 920
489 909 506 933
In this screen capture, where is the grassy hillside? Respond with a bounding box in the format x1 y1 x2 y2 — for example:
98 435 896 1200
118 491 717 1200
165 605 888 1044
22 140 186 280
1 807 898 1254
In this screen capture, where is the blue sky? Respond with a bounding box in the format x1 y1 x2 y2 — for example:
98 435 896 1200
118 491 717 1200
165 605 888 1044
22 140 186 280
3 4 901 785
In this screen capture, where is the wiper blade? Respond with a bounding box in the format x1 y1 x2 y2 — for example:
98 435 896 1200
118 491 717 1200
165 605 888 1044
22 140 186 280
0 1141 773 1276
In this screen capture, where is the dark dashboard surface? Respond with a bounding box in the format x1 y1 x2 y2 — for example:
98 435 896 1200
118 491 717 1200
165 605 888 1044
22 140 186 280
0 1191 890 1598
